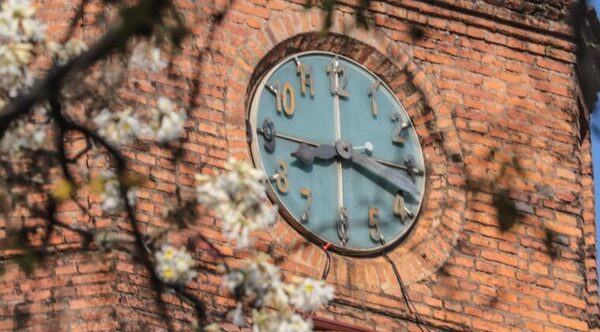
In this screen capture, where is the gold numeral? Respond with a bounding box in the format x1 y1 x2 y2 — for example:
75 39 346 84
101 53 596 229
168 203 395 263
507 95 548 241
368 80 380 116
337 207 350 246
297 62 315 97
326 57 350 98
368 207 384 244
275 82 295 116
300 187 312 223
394 193 410 222
267 81 296 117
273 160 289 193
391 113 409 145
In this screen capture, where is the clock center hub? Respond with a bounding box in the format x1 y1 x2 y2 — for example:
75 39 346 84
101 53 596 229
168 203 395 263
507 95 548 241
335 140 353 160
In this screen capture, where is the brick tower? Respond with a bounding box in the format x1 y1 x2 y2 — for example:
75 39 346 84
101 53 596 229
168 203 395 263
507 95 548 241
0 0 598 331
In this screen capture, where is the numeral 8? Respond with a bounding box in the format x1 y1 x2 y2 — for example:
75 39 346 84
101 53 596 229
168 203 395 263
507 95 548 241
274 160 289 194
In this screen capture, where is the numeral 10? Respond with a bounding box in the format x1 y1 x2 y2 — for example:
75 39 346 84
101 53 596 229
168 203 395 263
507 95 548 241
269 81 296 116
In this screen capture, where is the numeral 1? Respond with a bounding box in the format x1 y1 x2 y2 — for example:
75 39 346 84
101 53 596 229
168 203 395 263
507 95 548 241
368 207 385 244
300 187 312 223
368 80 381 116
296 60 315 97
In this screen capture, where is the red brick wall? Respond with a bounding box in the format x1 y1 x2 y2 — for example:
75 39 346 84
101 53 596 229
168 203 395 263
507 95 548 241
1 0 598 331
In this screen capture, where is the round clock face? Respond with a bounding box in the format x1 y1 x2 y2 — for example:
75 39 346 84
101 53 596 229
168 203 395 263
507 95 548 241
248 51 426 256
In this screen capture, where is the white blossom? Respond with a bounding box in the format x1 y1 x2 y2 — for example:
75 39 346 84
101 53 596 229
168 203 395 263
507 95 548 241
0 0 45 42
202 323 222 332
129 40 166 72
93 107 142 146
224 253 283 306
227 303 245 327
147 97 186 143
98 170 137 213
0 0 44 97
155 244 197 286
277 313 313 332
290 278 335 312
223 270 244 292
48 39 88 64
0 42 35 96
0 117 48 156
250 309 312 332
195 159 277 249
224 254 334 330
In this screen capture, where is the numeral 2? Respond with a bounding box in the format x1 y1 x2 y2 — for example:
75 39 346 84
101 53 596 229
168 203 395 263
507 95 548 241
391 113 409 145
326 57 350 98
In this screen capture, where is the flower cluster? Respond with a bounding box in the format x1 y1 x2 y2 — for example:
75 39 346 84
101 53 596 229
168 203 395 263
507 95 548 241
195 159 277 249
0 117 48 156
147 97 187 143
290 278 335 312
48 38 88 64
129 39 166 72
155 244 197 286
94 170 137 213
223 254 334 331
93 97 186 147
251 310 313 332
93 107 141 146
0 0 45 97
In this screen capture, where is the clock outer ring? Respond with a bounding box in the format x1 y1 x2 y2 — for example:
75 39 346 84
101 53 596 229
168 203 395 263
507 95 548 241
247 51 427 257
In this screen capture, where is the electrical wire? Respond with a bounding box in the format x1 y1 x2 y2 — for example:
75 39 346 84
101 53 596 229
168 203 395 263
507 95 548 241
383 253 430 332
321 242 332 280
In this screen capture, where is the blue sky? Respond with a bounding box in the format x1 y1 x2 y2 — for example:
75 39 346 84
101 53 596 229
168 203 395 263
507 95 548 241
593 103 600 269
590 1 600 274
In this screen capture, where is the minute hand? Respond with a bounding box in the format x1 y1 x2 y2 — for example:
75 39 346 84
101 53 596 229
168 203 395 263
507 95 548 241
351 152 419 198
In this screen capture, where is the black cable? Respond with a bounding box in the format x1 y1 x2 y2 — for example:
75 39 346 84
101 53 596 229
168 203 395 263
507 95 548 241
383 253 430 332
320 242 332 280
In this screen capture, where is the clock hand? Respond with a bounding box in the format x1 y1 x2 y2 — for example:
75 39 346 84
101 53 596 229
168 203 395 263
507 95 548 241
332 140 419 198
350 151 419 198
258 127 422 174
290 140 419 198
290 143 337 165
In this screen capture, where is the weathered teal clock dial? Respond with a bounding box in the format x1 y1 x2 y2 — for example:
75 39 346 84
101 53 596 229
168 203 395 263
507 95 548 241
248 51 425 256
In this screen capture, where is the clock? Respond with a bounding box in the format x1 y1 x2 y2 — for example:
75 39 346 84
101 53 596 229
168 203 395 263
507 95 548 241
248 51 426 256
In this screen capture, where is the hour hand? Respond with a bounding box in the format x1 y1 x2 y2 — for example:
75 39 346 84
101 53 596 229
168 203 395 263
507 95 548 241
291 143 337 166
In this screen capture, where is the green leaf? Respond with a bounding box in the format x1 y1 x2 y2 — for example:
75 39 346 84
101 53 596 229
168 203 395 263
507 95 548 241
15 252 36 276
